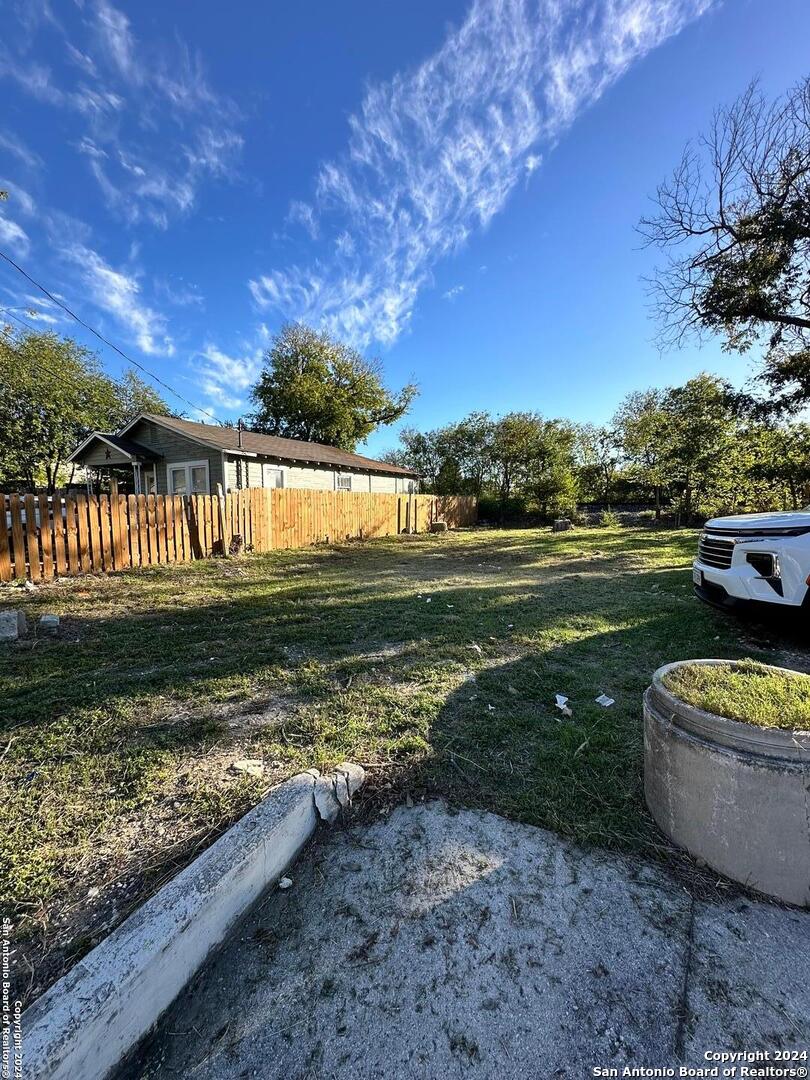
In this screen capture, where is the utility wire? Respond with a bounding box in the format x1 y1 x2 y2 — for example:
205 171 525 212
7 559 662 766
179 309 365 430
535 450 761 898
0 249 223 424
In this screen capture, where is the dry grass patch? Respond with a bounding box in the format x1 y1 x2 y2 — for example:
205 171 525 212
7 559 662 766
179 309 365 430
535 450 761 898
663 660 810 730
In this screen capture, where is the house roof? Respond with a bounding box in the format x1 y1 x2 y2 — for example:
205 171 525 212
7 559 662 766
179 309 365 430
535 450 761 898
68 431 162 463
120 413 419 477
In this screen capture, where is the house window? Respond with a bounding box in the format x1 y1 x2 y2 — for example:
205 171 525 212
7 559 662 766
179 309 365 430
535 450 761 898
336 473 352 491
262 464 284 488
167 460 210 495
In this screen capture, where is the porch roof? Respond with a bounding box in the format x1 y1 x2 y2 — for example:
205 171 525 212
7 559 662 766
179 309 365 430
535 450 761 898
68 432 163 464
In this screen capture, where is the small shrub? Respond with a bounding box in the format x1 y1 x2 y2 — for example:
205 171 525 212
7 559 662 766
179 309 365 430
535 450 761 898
600 510 620 528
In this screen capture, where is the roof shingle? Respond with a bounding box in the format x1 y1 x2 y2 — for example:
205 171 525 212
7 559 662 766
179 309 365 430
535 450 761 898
130 414 418 477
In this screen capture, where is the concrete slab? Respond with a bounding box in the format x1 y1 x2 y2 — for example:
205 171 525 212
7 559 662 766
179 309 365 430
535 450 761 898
23 767 363 1080
684 898 810 1056
120 803 810 1080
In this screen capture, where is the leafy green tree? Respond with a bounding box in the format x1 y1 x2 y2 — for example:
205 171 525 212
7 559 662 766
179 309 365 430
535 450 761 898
660 373 741 524
746 422 810 509
443 412 493 498
0 326 169 493
613 389 671 518
383 428 444 489
524 420 579 518
642 78 810 411
574 424 621 504
490 413 578 518
250 323 417 450
113 368 170 426
384 412 494 496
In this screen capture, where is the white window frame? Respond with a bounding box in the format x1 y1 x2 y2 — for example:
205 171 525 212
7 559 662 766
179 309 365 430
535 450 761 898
262 463 285 489
167 459 210 495
335 472 353 491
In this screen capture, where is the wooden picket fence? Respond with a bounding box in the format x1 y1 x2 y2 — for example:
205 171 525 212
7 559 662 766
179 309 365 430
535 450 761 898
0 490 477 583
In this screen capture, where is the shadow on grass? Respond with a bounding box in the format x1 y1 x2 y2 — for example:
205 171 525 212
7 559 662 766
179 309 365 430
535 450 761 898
3 526 805 1007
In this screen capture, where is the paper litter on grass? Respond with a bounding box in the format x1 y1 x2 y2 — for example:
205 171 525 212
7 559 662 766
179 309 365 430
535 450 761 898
555 694 572 717
595 694 615 707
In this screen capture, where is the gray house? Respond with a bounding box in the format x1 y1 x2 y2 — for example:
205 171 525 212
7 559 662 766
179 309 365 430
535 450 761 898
69 413 419 496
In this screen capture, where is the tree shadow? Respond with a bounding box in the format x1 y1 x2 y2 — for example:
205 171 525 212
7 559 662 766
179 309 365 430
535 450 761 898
5 537 805 1007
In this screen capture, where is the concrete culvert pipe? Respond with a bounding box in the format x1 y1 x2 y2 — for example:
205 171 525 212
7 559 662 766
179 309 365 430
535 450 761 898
644 659 810 907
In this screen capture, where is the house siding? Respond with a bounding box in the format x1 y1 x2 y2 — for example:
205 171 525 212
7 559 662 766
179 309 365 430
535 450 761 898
85 419 416 495
285 462 342 491
81 443 133 467
370 474 397 494
127 419 225 495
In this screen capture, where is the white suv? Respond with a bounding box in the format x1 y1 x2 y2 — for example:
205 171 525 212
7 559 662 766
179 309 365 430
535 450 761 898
693 511 810 612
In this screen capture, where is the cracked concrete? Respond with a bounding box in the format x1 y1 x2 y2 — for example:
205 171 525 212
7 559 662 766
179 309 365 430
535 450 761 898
120 802 810 1080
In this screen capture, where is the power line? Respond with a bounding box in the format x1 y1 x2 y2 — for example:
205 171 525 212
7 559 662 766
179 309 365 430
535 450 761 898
0 248 223 425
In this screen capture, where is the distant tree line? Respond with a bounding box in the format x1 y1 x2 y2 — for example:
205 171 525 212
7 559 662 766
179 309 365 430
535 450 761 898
383 373 810 525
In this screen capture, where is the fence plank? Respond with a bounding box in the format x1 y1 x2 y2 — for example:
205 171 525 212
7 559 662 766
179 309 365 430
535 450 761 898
36 494 54 579
145 496 158 564
75 495 92 574
125 496 138 566
164 495 175 562
23 494 41 582
0 498 12 582
174 496 186 561
155 496 167 563
135 495 147 566
98 496 114 572
193 495 204 556
204 495 214 556
9 495 27 580
98 494 114 570
117 496 132 570
185 497 199 559
110 493 123 570
51 494 67 578
163 496 173 561
65 496 79 576
88 496 100 571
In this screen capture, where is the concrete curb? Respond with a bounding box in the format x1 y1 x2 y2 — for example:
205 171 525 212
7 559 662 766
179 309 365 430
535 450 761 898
21 763 365 1080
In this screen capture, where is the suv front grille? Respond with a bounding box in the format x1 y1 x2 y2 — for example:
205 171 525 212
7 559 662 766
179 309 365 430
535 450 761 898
698 534 734 570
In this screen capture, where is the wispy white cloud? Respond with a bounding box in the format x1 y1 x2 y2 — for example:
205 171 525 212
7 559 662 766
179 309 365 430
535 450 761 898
525 153 542 176
442 284 465 301
0 0 243 230
287 200 319 239
0 214 30 256
197 340 264 411
250 0 714 347
20 308 59 325
61 242 175 356
0 180 36 218
0 129 43 170
155 277 205 309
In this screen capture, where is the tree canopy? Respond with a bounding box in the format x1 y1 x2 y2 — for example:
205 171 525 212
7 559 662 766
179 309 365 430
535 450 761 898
642 77 810 411
0 325 170 492
385 372 810 524
250 324 417 451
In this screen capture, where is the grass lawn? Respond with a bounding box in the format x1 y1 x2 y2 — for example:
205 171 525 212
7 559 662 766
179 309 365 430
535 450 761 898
663 659 810 730
1 525 802 1006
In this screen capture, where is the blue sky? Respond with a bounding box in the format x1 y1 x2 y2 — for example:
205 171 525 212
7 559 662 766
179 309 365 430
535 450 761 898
1 0 809 456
